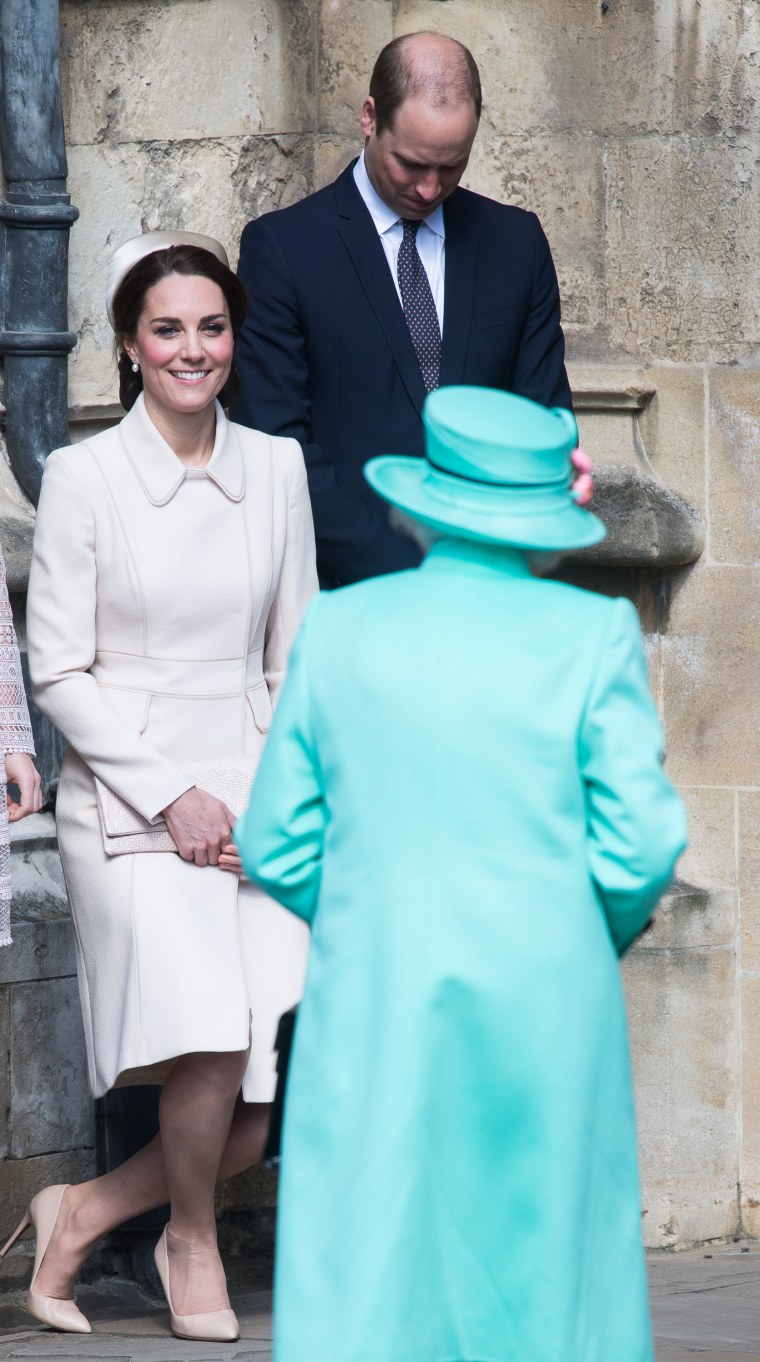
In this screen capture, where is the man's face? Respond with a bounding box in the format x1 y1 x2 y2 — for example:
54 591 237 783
361 94 478 220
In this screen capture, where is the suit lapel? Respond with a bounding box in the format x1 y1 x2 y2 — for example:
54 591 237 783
334 164 427 417
440 190 478 387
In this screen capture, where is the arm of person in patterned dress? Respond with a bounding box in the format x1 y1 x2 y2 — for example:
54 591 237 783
233 602 326 923
27 452 195 824
0 541 42 820
578 596 687 957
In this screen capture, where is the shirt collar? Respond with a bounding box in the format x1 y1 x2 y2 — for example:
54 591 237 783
353 150 445 241
119 393 246 506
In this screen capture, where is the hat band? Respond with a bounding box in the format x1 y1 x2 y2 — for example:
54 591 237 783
421 462 574 518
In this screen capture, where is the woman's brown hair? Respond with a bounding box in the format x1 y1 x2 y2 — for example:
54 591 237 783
111 244 248 411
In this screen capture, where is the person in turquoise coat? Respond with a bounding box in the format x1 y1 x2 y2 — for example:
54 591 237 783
234 386 687 1362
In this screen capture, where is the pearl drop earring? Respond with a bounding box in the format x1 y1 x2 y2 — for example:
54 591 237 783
131 362 139 374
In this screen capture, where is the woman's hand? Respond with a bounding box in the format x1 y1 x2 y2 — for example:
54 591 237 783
162 787 235 866
218 839 247 879
4 752 43 821
571 448 593 507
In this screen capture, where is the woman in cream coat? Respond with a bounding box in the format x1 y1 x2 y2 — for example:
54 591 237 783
9 233 317 1341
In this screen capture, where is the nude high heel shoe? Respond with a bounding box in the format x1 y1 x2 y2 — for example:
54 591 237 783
153 1227 239 1342
0 1184 91 1333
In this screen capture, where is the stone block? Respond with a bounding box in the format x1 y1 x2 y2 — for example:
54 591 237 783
661 563 760 788
142 138 242 259
669 4 760 139
573 405 652 474
677 786 736 892
230 135 315 244
65 142 145 410
605 135 760 364
9 977 94 1159
624 945 738 1247
318 0 393 135
60 0 315 145
0 920 76 987
0 1149 97 1279
397 1 760 138
0 988 9 1160
739 792 760 974
636 883 734 954
707 367 760 566
394 0 672 137
740 975 760 1233
464 132 606 342
313 135 362 193
7 815 69 928
637 366 707 518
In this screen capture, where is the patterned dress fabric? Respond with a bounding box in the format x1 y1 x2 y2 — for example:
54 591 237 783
396 219 442 392
0 542 35 946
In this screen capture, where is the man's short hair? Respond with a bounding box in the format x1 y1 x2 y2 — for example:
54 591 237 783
369 33 483 135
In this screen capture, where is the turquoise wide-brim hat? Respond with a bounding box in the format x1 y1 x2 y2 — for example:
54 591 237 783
365 386 606 552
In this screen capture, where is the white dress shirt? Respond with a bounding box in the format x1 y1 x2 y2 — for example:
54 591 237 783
353 151 445 332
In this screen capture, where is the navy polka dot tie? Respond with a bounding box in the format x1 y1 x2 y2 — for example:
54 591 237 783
397 219 441 393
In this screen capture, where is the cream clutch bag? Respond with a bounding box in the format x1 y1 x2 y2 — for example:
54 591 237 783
94 757 257 856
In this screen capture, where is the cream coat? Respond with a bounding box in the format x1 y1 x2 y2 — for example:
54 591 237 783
27 395 318 1101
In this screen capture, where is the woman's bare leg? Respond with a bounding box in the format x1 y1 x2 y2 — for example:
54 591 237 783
32 1054 269 1304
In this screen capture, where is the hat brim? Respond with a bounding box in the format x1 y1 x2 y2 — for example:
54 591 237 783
366 455 606 552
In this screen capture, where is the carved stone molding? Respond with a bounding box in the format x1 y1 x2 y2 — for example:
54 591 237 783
569 366 704 569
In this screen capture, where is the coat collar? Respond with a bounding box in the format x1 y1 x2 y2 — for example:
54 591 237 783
421 537 534 579
118 393 246 506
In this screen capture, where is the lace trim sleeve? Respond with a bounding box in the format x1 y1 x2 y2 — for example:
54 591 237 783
0 542 34 757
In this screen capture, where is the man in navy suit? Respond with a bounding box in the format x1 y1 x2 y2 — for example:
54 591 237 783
234 32 580 588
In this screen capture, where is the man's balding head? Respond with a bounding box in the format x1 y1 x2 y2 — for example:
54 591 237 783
369 32 482 136
360 33 481 221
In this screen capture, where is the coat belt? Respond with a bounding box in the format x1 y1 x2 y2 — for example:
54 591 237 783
91 648 265 697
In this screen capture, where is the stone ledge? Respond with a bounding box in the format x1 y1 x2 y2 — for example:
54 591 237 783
578 465 704 568
8 813 68 924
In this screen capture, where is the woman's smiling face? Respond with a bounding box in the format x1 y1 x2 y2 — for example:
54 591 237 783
125 272 234 421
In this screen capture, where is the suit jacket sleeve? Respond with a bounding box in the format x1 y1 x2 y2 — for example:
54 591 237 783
578 597 687 956
263 438 319 706
511 213 573 412
235 601 325 923
233 216 422 585
27 452 194 822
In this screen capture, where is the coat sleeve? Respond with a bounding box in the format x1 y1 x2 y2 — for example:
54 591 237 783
235 601 326 923
510 213 573 412
263 438 319 707
579 597 687 957
232 215 423 586
27 451 194 822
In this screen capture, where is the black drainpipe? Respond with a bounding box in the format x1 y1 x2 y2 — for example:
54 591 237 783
0 0 77 797
0 0 78 507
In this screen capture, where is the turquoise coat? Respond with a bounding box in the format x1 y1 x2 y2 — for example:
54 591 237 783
235 538 687 1362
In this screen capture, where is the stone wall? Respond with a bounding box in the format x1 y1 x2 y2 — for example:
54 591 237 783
1 0 759 1252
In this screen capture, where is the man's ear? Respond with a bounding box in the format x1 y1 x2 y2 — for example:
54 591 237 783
360 96 378 139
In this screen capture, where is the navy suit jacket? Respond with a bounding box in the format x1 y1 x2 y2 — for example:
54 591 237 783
233 161 572 587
